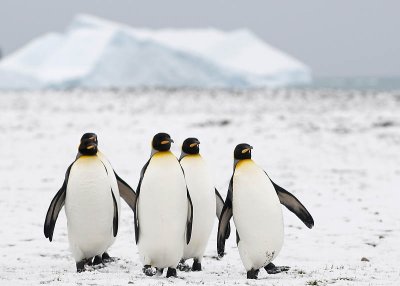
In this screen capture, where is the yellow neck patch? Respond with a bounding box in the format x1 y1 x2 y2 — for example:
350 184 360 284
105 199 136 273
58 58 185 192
78 154 97 159
153 151 173 158
184 154 201 159
236 159 253 169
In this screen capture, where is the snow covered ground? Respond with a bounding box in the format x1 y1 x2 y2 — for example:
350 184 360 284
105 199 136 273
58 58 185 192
0 89 399 285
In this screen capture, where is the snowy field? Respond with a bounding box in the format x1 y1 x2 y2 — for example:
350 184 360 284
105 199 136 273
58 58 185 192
0 89 399 285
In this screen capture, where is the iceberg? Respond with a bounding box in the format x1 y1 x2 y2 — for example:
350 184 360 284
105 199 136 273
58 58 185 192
0 14 311 89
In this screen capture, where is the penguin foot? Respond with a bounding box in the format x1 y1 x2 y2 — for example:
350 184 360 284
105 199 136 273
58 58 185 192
192 259 202 271
264 262 290 274
247 269 259 279
76 260 86 273
76 258 92 273
93 255 103 266
143 265 156 276
156 268 164 276
102 252 114 263
177 259 191 272
86 257 93 266
166 267 177 278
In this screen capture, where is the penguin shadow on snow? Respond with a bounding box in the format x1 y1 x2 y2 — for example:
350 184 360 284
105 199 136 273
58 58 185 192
76 255 121 272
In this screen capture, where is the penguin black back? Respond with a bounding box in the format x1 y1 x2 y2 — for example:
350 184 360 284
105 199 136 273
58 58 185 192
234 143 253 160
152 133 174 152
79 133 98 156
182 138 200 155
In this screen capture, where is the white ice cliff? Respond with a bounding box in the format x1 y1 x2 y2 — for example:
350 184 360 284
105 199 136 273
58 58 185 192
0 14 311 89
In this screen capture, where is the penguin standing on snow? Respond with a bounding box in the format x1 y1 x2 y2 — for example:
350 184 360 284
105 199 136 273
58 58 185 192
177 138 230 271
44 133 136 272
217 144 314 279
134 133 193 278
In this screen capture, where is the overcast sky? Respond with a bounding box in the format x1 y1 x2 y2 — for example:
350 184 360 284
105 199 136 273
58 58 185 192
1 0 399 77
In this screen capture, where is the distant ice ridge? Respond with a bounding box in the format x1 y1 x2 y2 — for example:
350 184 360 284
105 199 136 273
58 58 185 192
0 14 311 89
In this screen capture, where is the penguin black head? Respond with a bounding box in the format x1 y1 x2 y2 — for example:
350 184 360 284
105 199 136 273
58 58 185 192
234 143 253 160
152 132 174 152
79 132 98 156
182 137 200 155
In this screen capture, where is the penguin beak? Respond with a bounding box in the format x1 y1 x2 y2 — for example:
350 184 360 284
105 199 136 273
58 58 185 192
189 140 200 148
86 143 97 150
241 146 253 154
161 138 174 145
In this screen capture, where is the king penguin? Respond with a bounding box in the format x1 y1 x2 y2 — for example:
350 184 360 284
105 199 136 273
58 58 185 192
177 137 230 271
44 133 136 272
217 143 314 279
134 133 193 278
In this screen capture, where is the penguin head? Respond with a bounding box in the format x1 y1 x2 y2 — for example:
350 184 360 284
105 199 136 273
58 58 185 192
182 137 200 155
152 132 174 152
234 143 253 160
79 133 98 155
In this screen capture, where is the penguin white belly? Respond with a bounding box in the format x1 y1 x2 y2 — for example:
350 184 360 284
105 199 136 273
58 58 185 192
96 152 121 249
65 156 114 261
233 160 284 271
180 155 215 261
138 152 188 268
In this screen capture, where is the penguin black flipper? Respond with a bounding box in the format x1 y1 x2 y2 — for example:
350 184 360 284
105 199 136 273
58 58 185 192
217 176 233 258
111 190 119 237
186 190 194 244
274 182 314 228
114 171 136 212
134 159 151 244
44 162 74 241
265 172 314 229
236 230 240 245
179 163 194 244
215 188 224 218
215 188 231 239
